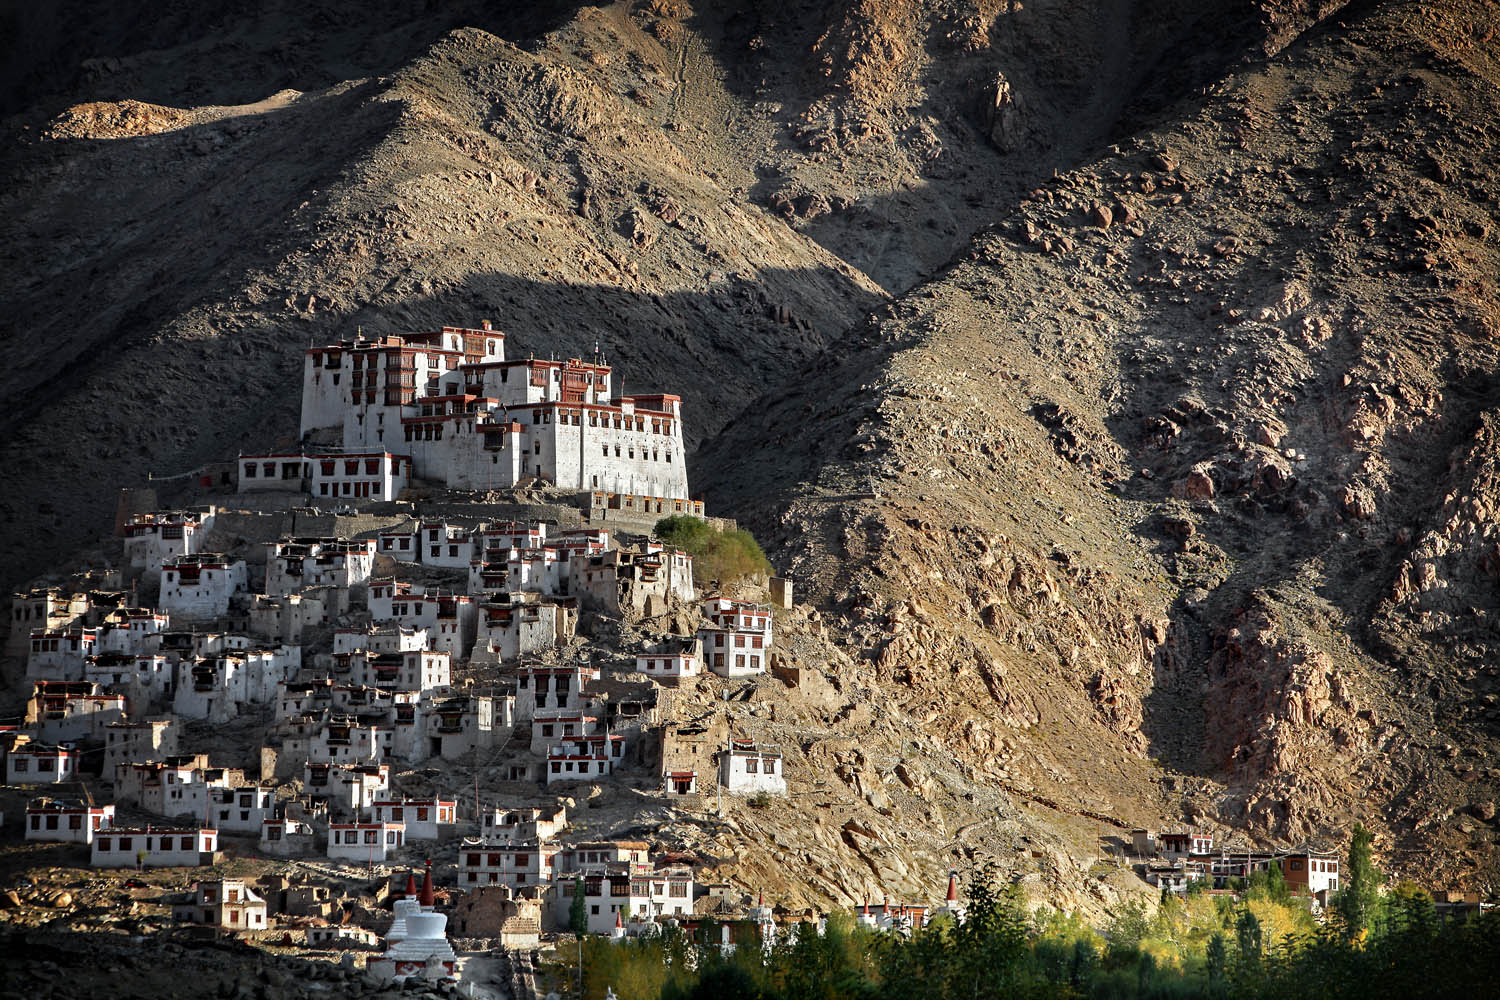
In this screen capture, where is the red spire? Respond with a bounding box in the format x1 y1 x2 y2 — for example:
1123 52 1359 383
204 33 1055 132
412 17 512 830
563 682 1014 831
946 871 958 903
404 871 418 899
419 859 435 907
615 909 623 928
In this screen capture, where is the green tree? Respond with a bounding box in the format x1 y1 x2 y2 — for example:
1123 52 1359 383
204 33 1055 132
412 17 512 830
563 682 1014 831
1205 932 1227 985
1235 908 1263 965
570 876 589 938
654 516 771 586
1333 823 1382 940
1105 899 1150 963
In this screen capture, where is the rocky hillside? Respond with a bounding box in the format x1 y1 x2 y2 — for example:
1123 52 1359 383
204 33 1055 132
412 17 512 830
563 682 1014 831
4 0 1499 899
702 0 1500 889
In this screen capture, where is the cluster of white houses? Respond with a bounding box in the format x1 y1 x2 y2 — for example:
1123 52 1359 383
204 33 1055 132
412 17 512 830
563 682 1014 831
3 323 803 939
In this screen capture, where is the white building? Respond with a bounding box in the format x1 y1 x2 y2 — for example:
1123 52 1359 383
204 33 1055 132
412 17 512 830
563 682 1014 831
703 599 773 645
123 508 216 577
571 545 695 616
92 827 218 867
85 653 175 704
158 555 248 623
333 624 429 656
371 799 457 840
9 589 90 659
260 816 317 856
95 608 171 655
480 805 568 845
115 758 245 821
305 762 390 815
460 841 560 889
367 582 476 660
426 694 509 760
328 821 405 863
265 538 375 597
470 598 574 664
295 324 690 499
348 649 450 694
554 862 692 935
26 627 100 681
173 879 268 931
719 740 786 796
103 719 178 775
378 522 475 568
7 742 79 784
207 785 277 834
634 637 701 681
172 646 301 722
513 663 598 722
529 711 604 755
27 681 128 743
307 719 391 766
237 451 413 502
249 591 343 645
25 799 115 844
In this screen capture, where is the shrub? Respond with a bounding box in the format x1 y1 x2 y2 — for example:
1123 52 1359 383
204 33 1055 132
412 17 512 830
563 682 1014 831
654 516 771 585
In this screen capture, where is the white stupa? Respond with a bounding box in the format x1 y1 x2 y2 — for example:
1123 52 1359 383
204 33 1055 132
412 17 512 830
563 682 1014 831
369 861 457 983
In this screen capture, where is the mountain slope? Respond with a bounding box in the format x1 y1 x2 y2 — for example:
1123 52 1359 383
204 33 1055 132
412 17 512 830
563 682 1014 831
702 0 1500 888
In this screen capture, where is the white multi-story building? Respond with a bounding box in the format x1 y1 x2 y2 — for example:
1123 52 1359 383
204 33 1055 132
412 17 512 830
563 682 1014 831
249 591 342 645
545 734 626 785
115 757 245 820
123 509 216 577
378 521 475 568
85 653 175 704
719 740 786 796
103 719 178 774
470 598 574 664
95 608 171 655
265 538 375 597
346 649 450 694
529 711 604 755
26 627 100 681
702 599 774 645
333 623 429 656
460 841 560 889
426 694 509 760
328 821 405 863
26 681 127 743
371 799 457 840
305 762 390 815
294 325 690 499
172 646 301 722
571 545 695 616
206 786 277 834
513 663 598 721
158 556 248 623
25 799 114 844
173 879 267 931
92 827 218 868
367 582 476 660
307 719 392 766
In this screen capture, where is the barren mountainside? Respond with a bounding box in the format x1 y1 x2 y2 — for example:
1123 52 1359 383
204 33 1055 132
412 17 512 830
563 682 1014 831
3 0 1500 906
